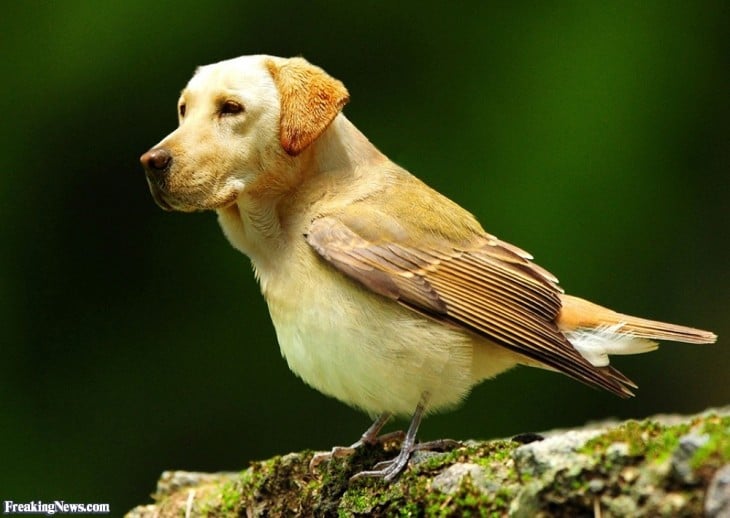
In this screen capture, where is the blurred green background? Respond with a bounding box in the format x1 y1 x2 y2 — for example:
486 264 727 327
1 1 727 513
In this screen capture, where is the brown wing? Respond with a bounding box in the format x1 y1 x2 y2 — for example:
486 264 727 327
306 215 635 398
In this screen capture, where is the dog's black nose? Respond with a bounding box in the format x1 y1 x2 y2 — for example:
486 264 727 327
140 148 172 172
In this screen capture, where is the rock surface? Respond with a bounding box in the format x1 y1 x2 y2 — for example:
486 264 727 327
126 407 730 517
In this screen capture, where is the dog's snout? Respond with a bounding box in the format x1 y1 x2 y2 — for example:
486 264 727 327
140 148 172 172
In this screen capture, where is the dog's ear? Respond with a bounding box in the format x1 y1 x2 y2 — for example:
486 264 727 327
266 57 349 156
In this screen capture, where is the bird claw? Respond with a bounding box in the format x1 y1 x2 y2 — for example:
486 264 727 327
309 445 357 470
350 438 461 482
310 426 407 472
413 438 462 452
314 397 448 483
350 451 408 482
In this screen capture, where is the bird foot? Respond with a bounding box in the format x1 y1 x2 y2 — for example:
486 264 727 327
309 430 406 471
412 438 462 453
350 438 461 482
309 445 356 470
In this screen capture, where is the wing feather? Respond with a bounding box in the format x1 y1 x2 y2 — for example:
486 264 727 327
306 215 635 397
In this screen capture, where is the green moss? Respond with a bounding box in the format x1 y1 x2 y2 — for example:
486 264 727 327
578 413 730 489
234 452 325 516
340 457 510 516
692 414 730 471
131 410 730 517
532 413 729 516
218 480 239 514
427 476 506 517
582 418 690 463
414 440 517 473
333 437 522 515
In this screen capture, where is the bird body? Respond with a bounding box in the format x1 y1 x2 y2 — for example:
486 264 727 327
217 133 497 416
214 112 714 414
141 55 717 480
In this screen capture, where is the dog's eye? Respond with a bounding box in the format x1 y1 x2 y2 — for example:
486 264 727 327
220 101 244 116
179 103 186 117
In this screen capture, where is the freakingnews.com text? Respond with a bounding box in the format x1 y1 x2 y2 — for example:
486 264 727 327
3 501 110 515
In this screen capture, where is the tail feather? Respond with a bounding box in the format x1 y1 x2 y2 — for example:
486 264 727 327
524 294 714 397
565 324 658 367
558 294 717 345
558 294 716 375
612 318 717 344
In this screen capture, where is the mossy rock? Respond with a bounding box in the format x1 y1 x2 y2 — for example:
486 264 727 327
126 407 730 517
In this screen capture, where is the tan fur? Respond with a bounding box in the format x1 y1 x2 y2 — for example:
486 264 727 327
141 54 716 415
266 57 350 156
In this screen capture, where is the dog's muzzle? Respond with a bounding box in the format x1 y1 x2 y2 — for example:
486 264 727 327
140 147 174 210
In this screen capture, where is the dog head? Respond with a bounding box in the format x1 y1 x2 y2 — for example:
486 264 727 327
140 55 349 212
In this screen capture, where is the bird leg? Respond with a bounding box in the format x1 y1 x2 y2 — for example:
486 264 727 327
350 393 431 482
354 411 398 446
309 412 400 469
